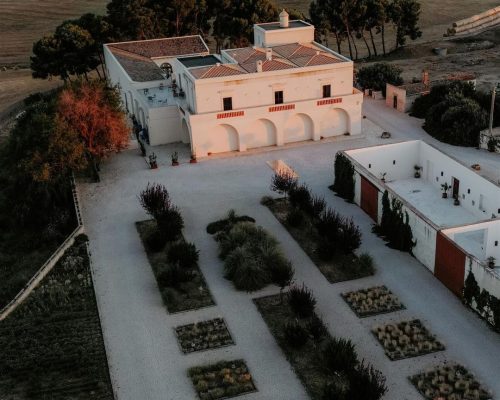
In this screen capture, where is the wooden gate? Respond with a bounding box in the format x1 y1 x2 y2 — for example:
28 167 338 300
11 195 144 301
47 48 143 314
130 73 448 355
360 176 379 222
434 232 466 297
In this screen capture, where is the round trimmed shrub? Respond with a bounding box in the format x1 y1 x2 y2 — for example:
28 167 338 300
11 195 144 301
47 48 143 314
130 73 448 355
224 245 270 291
158 207 184 241
289 184 312 213
145 228 167 252
288 284 316 318
168 241 199 269
307 314 329 342
158 264 193 288
283 320 309 348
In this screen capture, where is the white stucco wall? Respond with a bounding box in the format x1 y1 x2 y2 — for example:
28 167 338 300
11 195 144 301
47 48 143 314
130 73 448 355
254 24 314 47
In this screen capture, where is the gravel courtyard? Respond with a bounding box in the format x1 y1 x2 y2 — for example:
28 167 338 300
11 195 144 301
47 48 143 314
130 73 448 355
79 99 500 400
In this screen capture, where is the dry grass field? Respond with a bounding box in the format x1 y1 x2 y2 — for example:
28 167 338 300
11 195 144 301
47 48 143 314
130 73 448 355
0 0 498 116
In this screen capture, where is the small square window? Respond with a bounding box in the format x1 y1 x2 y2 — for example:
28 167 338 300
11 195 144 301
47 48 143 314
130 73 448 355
368 163 371 168
498 208 500 214
393 160 396 165
441 171 444 176
495 241 498 246
467 189 470 194
223 97 232 111
274 91 284 104
322 84 331 98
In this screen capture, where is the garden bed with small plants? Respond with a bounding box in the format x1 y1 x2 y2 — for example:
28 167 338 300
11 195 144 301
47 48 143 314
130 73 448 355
342 286 405 317
263 194 374 283
188 359 256 400
175 318 234 354
254 285 387 400
0 236 114 400
208 210 295 293
372 319 445 361
137 183 214 313
410 364 492 400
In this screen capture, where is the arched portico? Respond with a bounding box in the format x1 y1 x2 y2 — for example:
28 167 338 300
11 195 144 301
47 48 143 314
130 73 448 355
283 113 314 144
243 118 277 149
319 108 349 138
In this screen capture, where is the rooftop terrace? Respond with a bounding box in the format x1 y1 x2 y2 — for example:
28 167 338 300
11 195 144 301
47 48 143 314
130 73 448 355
256 20 311 30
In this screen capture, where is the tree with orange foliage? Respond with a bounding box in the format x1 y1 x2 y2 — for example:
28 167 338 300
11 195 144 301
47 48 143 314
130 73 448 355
57 80 129 179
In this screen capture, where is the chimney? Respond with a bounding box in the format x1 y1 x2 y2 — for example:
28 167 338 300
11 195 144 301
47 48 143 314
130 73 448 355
422 70 430 86
266 48 273 61
279 9 289 28
256 60 263 73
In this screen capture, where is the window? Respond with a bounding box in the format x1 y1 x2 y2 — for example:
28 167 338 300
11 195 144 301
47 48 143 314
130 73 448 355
223 97 233 111
322 84 331 98
274 91 284 104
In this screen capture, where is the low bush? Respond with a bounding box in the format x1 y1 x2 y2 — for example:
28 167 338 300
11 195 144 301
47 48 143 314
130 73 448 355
213 217 293 292
145 228 167 252
356 253 375 275
206 209 255 234
157 207 184 241
307 314 329 342
270 170 298 198
346 361 387 400
283 320 309 348
289 284 316 318
311 195 327 219
289 184 312 213
139 183 172 219
336 218 362 254
158 264 193 288
322 338 358 374
167 241 199 269
287 207 305 227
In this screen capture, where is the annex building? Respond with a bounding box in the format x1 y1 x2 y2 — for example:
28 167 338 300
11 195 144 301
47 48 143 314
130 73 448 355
104 11 363 156
343 140 500 316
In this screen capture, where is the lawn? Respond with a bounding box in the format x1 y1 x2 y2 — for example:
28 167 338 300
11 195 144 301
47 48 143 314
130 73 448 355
136 220 214 313
0 236 113 399
264 197 374 283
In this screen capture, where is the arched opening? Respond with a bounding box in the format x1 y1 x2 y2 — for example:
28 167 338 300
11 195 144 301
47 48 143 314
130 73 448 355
283 113 314 143
244 118 277 149
319 108 349 138
181 119 191 144
210 124 239 153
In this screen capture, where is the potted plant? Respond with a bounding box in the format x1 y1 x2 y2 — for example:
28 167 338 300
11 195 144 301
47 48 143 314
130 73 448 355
171 151 179 166
149 152 158 169
414 165 421 178
441 183 450 198
380 172 387 182
190 149 197 164
487 256 496 269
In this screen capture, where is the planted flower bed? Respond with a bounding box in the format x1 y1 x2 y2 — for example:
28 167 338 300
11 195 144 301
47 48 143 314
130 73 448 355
137 220 214 313
372 319 445 360
410 364 492 400
263 197 374 283
342 286 404 317
175 318 234 354
0 237 113 399
188 359 256 400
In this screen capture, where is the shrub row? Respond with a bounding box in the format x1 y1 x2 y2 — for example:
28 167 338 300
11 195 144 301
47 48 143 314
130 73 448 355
463 270 500 332
211 211 294 292
273 177 362 261
271 284 387 400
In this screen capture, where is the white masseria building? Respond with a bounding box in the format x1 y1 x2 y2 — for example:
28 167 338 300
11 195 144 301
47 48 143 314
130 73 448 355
104 11 363 156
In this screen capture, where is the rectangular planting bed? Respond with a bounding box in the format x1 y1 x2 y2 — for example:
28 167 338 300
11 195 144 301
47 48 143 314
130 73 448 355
175 318 234 354
264 198 373 283
410 364 492 400
136 220 214 313
372 319 445 361
342 286 405 317
188 359 256 399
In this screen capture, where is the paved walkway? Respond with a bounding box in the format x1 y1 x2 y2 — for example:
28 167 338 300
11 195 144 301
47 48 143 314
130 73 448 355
80 102 500 400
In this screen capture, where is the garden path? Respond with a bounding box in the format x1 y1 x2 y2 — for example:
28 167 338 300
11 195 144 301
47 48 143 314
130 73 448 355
80 104 500 400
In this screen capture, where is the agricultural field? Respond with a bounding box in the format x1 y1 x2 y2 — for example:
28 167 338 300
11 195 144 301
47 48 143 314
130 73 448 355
0 236 114 399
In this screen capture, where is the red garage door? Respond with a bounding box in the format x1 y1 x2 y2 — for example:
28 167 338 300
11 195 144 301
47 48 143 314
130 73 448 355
360 176 379 222
434 232 466 297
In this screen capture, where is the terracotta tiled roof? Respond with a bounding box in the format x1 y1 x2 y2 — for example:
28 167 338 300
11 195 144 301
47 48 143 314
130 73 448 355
273 43 317 59
190 64 245 79
240 58 296 73
108 36 208 59
228 48 266 64
292 53 341 67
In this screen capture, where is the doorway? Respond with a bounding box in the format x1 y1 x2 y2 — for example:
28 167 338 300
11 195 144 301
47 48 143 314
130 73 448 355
393 95 398 109
452 177 460 199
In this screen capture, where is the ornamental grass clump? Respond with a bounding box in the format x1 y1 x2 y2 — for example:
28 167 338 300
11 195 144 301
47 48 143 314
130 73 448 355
213 217 294 292
283 320 309 348
288 284 316 318
322 337 358 374
167 241 199 269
